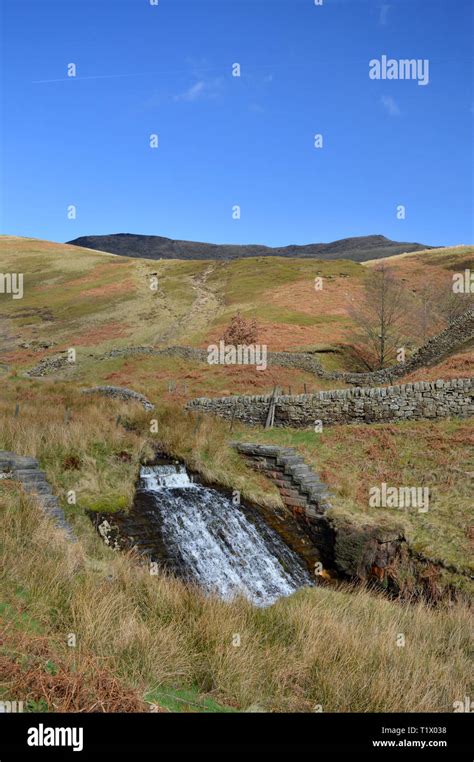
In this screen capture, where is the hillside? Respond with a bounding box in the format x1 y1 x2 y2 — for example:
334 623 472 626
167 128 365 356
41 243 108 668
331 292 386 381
0 235 473 715
66 232 432 262
1 237 472 401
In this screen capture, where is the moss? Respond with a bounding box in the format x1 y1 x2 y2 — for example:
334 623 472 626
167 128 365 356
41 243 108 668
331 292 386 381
83 494 130 513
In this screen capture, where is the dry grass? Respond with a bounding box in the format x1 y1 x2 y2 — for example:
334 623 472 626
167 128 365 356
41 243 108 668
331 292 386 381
0 628 147 713
0 379 281 515
0 394 151 514
1 485 471 713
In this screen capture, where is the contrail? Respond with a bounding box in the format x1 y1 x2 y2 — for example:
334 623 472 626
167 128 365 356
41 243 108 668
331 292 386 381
32 67 220 84
33 71 168 84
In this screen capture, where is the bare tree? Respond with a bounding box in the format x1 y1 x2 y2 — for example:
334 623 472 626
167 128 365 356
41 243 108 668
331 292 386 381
432 278 474 325
410 285 445 345
349 264 410 370
411 277 474 345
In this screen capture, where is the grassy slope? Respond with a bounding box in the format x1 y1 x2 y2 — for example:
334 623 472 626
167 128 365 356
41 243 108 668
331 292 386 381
364 244 474 269
0 236 365 393
1 484 471 713
2 236 472 393
0 236 472 573
0 381 472 581
0 236 473 712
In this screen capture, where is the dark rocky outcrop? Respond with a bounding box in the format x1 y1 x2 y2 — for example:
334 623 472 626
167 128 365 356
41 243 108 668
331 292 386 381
66 233 431 263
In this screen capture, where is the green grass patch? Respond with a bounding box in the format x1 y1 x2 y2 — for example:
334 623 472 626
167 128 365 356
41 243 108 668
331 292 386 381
145 685 238 713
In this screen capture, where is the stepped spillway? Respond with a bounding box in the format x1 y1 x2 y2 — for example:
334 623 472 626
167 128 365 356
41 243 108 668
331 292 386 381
136 463 313 606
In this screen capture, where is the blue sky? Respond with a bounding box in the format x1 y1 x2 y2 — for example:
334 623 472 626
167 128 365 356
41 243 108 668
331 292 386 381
1 0 472 247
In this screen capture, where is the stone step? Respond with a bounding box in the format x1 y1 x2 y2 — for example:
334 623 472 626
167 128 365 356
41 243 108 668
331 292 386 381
285 464 312 478
11 457 39 469
18 480 51 492
4 452 76 542
305 505 326 519
299 476 323 486
308 491 332 504
234 441 332 515
40 497 60 508
284 496 309 509
26 484 55 496
278 455 302 467
300 484 323 497
14 468 46 481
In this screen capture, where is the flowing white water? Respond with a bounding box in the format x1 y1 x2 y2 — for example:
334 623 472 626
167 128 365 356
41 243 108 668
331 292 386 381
141 464 194 490
139 463 313 606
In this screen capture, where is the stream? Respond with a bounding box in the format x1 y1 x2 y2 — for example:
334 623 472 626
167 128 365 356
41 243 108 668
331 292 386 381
134 462 313 606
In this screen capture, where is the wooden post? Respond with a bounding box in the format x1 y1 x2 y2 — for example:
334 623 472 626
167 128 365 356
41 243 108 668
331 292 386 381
265 387 277 430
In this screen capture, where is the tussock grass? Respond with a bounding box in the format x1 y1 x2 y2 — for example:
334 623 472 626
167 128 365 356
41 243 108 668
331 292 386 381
0 381 153 514
1 487 471 712
0 379 280 514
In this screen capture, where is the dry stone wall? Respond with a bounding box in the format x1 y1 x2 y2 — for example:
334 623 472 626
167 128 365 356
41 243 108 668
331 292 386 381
99 309 473 386
81 386 154 411
327 309 474 386
187 377 473 428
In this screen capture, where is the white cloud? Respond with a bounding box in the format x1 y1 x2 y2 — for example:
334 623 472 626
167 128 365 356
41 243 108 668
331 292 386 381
174 80 206 102
174 77 223 103
380 95 400 116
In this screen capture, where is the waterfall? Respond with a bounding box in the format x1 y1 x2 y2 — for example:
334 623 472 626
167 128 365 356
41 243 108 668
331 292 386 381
139 463 313 606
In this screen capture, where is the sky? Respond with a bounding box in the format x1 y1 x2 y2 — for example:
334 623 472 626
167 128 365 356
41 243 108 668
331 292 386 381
1 0 473 248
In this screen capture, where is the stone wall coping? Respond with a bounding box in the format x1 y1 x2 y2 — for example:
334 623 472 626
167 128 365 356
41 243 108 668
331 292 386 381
188 377 473 407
